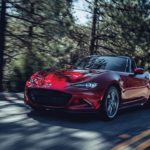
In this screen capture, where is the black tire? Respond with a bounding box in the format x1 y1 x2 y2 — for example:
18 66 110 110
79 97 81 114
100 86 120 120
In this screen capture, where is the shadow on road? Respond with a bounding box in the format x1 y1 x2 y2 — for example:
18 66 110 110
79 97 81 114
0 93 150 150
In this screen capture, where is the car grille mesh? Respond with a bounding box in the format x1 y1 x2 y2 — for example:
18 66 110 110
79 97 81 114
27 88 72 107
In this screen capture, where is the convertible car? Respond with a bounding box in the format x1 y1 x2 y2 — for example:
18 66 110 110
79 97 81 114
24 55 150 120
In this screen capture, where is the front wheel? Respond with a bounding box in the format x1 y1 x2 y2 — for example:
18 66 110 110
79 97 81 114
100 86 120 120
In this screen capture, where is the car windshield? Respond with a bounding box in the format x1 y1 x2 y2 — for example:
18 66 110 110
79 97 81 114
74 56 127 72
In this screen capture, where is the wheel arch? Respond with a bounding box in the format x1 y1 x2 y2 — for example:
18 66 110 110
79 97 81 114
100 82 121 120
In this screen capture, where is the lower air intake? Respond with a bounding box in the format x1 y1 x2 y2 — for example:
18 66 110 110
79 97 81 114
27 88 72 107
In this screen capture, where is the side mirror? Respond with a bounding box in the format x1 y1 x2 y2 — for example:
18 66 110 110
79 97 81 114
134 68 144 74
66 64 72 69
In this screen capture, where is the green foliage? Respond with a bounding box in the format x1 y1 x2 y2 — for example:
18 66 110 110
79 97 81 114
4 0 76 91
2 0 150 91
85 0 150 66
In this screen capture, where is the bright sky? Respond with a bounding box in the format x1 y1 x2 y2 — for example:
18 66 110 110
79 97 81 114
73 0 90 25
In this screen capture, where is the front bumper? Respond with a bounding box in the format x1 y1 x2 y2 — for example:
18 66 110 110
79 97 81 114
24 87 103 112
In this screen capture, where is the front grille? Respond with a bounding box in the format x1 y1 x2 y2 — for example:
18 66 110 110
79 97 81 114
27 88 72 107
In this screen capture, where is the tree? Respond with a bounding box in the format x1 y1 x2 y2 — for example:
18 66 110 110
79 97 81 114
100 0 150 66
0 0 6 91
89 0 98 55
2 0 75 91
86 0 150 67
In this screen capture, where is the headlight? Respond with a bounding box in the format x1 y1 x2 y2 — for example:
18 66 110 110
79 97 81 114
73 82 98 89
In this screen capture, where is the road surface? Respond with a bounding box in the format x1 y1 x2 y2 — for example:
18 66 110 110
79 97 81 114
0 92 150 150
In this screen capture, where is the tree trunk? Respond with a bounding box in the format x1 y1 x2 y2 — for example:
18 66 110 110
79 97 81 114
24 2 34 80
0 0 6 91
89 0 98 55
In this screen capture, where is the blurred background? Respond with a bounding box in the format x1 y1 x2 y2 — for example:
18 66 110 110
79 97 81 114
0 0 150 92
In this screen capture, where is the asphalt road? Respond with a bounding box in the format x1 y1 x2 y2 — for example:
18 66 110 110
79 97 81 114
0 92 150 150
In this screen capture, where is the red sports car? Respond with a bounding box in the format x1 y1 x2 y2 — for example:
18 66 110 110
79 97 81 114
24 55 150 120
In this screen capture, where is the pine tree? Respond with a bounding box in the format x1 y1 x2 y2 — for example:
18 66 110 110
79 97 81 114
0 0 6 91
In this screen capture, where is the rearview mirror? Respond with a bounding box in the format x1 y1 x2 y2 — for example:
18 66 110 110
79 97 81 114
134 68 144 74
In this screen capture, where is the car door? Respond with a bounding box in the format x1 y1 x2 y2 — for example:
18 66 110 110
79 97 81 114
122 59 149 103
126 73 148 101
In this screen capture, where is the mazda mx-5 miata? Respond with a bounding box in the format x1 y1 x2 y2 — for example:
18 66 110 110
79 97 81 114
24 55 150 120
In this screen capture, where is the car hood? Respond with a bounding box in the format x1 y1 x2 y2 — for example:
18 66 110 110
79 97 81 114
28 68 107 89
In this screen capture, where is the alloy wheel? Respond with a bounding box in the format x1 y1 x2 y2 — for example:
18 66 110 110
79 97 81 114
105 87 120 119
